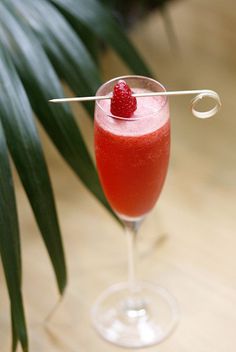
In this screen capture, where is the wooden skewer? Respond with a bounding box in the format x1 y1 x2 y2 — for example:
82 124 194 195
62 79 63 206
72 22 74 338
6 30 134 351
49 89 221 119
49 95 111 103
49 90 216 103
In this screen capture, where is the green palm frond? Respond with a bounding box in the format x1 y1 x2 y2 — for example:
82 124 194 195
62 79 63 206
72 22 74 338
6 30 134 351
0 0 153 351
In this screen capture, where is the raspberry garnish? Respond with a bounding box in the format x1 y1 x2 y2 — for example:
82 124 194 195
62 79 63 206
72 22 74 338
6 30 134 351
110 80 137 118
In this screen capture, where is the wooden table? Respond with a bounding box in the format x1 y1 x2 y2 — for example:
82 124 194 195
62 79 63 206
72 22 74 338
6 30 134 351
1 0 236 350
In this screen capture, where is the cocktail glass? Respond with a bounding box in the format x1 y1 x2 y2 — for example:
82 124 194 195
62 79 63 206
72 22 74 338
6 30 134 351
92 75 179 348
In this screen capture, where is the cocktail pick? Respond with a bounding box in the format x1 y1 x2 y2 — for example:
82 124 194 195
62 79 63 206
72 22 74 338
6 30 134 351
49 89 221 119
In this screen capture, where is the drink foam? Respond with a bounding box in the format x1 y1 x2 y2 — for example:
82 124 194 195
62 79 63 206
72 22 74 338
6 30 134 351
95 88 169 136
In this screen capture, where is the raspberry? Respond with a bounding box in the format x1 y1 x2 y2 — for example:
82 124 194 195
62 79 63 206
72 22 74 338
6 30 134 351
110 80 137 118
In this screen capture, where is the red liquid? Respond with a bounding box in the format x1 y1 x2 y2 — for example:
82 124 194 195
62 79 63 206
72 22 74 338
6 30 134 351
95 117 170 218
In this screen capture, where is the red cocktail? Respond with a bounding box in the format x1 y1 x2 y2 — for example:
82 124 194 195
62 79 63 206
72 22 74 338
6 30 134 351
95 94 170 218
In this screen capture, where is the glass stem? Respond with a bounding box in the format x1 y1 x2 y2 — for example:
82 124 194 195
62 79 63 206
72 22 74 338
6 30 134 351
124 220 142 295
126 225 137 294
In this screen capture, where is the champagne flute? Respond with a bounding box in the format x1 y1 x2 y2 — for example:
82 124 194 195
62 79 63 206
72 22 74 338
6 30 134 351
92 75 178 348
49 76 220 348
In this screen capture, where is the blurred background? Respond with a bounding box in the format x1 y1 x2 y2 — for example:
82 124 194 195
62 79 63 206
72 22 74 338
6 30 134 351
0 0 235 351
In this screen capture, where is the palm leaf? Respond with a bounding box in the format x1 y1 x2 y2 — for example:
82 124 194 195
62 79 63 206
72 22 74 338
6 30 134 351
51 0 152 76
0 119 28 352
11 0 101 116
0 19 67 295
0 1 113 218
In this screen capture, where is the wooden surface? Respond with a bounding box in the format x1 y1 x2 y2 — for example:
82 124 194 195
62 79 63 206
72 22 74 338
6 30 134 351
1 0 236 350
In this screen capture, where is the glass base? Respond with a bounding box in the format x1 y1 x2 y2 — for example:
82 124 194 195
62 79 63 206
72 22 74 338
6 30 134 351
91 281 179 348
